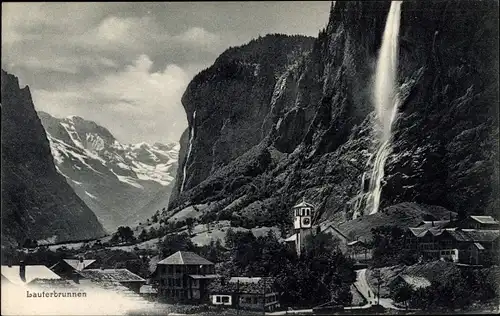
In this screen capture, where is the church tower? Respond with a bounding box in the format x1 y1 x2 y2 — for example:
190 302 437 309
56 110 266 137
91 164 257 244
292 199 314 256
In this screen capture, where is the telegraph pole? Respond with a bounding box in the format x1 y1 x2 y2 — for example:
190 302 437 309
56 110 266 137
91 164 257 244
262 279 266 316
377 280 380 306
236 280 240 316
374 270 381 306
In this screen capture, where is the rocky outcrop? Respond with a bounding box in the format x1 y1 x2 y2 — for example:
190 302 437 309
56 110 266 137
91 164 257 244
1 69 106 246
38 111 179 231
168 1 499 231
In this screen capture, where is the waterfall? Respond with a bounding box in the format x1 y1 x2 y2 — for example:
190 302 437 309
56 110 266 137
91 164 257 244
363 1 403 216
180 110 196 193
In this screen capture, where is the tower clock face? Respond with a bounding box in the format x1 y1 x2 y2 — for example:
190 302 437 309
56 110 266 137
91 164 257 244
302 217 311 226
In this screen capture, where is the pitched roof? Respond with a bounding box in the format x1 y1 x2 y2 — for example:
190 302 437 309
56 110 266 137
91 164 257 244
1 265 61 285
189 274 221 280
428 227 445 236
76 269 145 283
470 216 499 225
157 251 213 265
208 277 276 295
473 242 485 250
409 226 500 243
229 277 263 284
63 259 96 271
444 229 471 242
408 227 428 237
418 220 451 230
347 240 366 247
461 229 500 242
293 201 315 209
320 225 348 240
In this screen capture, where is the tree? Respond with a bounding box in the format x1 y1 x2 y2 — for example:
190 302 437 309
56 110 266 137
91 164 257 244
405 268 499 311
160 233 196 258
371 225 417 267
224 228 236 249
198 239 226 264
152 211 159 223
138 229 148 242
22 238 38 249
303 231 341 259
110 234 120 244
116 226 136 243
391 282 414 309
186 217 195 236
149 226 157 239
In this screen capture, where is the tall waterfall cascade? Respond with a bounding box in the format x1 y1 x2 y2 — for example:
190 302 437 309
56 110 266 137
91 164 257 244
180 110 196 193
353 1 403 219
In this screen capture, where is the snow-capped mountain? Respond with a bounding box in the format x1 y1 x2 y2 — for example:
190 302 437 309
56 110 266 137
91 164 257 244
38 111 179 232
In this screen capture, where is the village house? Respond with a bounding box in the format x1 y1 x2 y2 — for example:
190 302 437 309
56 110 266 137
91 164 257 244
50 257 97 279
346 240 371 261
458 215 500 230
75 268 146 293
1 261 62 286
151 251 220 302
404 215 500 265
208 277 280 312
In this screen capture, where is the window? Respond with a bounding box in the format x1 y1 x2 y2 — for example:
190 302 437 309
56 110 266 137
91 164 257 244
175 278 181 287
216 296 221 303
222 296 230 303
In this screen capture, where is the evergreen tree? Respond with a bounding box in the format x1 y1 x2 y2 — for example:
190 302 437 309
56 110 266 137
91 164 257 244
138 229 148 242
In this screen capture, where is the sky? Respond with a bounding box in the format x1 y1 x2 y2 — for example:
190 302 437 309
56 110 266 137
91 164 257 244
2 2 330 144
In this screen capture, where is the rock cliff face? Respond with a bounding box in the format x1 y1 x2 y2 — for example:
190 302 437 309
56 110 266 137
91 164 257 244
168 1 499 229
1 70 106 246
38 112 179 231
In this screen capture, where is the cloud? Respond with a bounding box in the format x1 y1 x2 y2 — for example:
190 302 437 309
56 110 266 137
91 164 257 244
2 2 330 144
76 16 165 52
173 27 222 52
32 54 190 144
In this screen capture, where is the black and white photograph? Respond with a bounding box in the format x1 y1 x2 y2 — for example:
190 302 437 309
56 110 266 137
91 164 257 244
1 1 499 315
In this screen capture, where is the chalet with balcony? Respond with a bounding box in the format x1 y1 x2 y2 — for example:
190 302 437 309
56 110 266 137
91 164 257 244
404 215 500 265
151 251 220 302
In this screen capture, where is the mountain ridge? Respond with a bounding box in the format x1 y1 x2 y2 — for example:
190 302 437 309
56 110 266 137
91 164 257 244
38 111 179 231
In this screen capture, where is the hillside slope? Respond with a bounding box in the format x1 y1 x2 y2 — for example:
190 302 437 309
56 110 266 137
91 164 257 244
1 69 105 246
